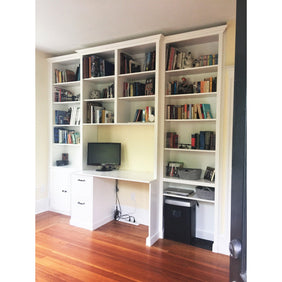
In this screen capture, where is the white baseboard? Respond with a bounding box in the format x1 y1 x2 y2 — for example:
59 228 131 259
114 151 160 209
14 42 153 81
213 235 230 255
146 231 160 247
196 229 214 241
120 205 149 226
35 198 49 214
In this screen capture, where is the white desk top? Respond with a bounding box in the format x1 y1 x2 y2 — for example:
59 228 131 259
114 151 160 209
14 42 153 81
73 170 156 184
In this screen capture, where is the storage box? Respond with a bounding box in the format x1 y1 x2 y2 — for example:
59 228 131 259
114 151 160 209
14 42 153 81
178 168 202 180
195 186 214 200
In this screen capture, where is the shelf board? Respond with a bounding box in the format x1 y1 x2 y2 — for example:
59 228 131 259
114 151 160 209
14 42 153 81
165 119 216 122
83 122 154 126
118 70 155 80
53 101 80 105
165 65 217 76
165 148 215 153
165 92 217 99
53 124 81 127
53 143 80 146
83 75 115 83
84 98 115 102
163 177 215 188
118 95 155 101
163 192 214 204
53 81 80 87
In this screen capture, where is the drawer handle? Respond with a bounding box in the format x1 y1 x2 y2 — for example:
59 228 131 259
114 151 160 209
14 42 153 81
77 179 86 182
77 201 85 205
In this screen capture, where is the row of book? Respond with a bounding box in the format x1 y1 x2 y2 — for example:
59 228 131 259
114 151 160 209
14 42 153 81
167 104 213 120
191 131 216 150
166 45 218 70
83 55 114 78
123 78 154 97
167 77 217 95
120 51 155 74
54 66 80 83
54 128 80 144
55 106 81 125
133 106 155 122
166 131 215 150
54 88 80 102
86 102 114 123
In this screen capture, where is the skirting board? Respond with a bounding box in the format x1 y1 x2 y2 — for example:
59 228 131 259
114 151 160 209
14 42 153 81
70 214 113 231
35 198 49 214
146 231 160 247
120 205 149 226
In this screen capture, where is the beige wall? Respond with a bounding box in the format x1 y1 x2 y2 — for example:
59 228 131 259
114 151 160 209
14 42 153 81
36 49 49 201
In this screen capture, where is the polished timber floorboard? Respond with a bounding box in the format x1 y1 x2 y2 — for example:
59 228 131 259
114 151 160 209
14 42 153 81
36 212 229 281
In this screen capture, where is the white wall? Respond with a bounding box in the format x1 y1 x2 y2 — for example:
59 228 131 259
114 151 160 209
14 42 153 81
35 49 50 213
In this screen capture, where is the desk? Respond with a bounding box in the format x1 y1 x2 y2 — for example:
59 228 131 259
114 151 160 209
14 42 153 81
70 170 160 246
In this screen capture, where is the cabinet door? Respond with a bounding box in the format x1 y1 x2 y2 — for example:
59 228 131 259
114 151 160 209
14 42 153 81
49 169 71 215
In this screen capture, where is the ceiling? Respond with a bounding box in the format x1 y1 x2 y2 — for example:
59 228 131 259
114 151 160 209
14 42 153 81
36 0 236 56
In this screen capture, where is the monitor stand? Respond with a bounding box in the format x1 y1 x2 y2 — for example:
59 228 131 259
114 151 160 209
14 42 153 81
96 165 113 172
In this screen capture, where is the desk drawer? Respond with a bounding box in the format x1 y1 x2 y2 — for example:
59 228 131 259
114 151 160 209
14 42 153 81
72 175 93 198
71 195 92 220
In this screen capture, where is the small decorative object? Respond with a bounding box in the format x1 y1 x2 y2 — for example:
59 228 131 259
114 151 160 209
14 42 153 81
204 166 215 182
178 77 189 94
193 59 200 67
62 153 68 161
149 114 155 122
89 89 100 99
183 51 193 68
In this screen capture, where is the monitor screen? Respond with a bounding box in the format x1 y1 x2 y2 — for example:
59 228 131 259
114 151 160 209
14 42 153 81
87 142 121 171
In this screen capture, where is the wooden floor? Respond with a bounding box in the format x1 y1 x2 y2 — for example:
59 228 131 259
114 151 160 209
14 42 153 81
36 212 229 281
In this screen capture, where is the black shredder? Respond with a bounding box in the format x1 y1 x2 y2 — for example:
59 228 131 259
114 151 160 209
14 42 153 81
164 197 196 244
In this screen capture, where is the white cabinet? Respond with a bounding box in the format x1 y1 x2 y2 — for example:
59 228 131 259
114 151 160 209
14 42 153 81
70 174 94 229
49 167 73 215
70 174 116 230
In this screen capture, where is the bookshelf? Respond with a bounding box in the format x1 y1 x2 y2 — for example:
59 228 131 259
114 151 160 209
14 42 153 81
47 27 229 252
159 26 226 251
48 54 82 215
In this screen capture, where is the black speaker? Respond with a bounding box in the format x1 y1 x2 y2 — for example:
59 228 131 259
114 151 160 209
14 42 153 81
164 198 196 244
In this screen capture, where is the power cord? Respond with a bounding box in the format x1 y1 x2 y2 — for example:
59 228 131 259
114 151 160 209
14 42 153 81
114 180 136 223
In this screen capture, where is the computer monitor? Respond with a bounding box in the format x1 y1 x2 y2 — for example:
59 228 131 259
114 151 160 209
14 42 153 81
87 142 121 171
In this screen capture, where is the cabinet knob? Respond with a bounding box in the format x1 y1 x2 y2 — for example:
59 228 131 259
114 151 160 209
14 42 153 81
77 201 85 205
61 189 67 193
77 179 85 182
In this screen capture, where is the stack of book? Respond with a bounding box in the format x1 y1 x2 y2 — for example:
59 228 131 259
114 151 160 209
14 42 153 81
83 55 114 78
120 53 141 74
167 104 213 120
191 131 216 150
123 78 155 97
167 77 217 95
166 132 179 148
55 107 80 125
144 51 156 71
86 102 114 124
100 84 114 98
55 68 78 83
166 45 218 70
54 88 80 102
54 128 80 144
133 106 154 122
120 51 155 74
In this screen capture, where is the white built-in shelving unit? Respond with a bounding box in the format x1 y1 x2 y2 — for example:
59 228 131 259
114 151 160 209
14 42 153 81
47 26 229 253
158 25 226 252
